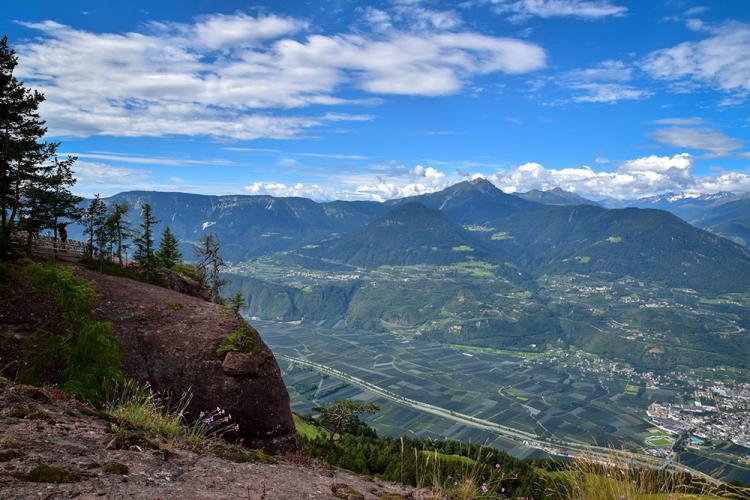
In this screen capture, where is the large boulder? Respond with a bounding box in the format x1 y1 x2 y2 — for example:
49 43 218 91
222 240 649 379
73 266 300 454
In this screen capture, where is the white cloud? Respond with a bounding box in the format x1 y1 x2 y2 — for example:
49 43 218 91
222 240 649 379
62 151 234 166
554 60 651 103
649 127 743 153
652 117 703 126
187 13 307 49
643 22 750 98
486 0 627 22
569 82 650 103
483 153 750 199
72 161 152 197
15 14 545 140
685 18 707 32
411 165 446 181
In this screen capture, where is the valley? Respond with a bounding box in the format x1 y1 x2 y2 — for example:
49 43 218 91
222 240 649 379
255 319 750 485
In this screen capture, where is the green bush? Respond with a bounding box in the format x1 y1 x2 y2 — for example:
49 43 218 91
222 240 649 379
215 325 259 357
19 260 124 405
62 321 124 405
23 260 96 326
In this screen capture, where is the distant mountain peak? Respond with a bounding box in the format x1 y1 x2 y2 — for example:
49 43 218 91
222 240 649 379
517 187 600 207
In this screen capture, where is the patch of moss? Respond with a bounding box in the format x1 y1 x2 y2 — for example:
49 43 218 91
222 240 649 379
168 302 183 311
101 462 129 475
9 406 49 420
215 325 260 357
105 431 159 451
213 445 277 464
19 463 83 483
331 483 365 499
0 449 21 462
0 435 18 448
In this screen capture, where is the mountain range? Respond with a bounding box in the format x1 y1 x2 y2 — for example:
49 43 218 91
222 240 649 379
72 179 750 370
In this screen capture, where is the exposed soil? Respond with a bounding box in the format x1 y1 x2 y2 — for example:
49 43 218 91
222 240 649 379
0 382 421 499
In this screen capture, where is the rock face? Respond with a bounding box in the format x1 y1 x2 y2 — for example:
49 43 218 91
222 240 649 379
72 266 300 454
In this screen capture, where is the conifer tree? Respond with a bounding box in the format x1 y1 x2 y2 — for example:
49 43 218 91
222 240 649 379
228 291 245 313
155 226 181 268
106 203 129 265
1 36 79 257
133 203 157 278
82 195 107 258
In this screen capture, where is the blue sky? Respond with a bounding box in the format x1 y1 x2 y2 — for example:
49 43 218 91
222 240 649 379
2 0 750 200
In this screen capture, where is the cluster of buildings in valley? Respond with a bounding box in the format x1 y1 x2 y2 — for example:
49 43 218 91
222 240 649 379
647 383 750 448
530 349 750 451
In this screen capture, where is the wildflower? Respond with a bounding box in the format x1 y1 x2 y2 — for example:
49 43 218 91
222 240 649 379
495 463 500 469
199 411 205 418
481 483 489 494
234 424 239 431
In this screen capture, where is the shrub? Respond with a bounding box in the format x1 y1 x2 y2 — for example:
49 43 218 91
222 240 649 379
18 260 125 405
62 321 124 405
23 260 96 326
215 325 259 357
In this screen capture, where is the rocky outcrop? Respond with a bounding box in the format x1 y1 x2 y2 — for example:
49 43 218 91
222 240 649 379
72 266 300 454
154 267 210 301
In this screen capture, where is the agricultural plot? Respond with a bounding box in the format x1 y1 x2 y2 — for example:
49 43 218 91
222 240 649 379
260 321 658 451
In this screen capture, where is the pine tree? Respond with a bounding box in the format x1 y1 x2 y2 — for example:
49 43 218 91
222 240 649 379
1 36 79 257
227 291 245 313
155 226 181 268
194 233 227 303
133 203 157 278
82 195 107 258
106 203 129 265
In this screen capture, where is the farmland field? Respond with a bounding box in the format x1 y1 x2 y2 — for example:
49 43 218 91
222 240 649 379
254 319 750 483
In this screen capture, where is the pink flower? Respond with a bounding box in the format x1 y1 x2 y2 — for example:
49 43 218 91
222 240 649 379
495 463 500 469
481 483 488 493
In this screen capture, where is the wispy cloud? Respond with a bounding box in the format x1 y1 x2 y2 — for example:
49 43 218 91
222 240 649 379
649 127 743 153
548 60 651 103
643 21 750 101
15 13 546 141
652 117 703 126
478 0 627 22
223 147 368 160
62 151 234 166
